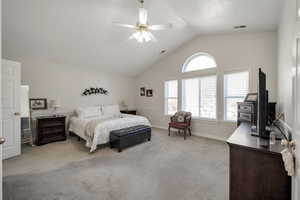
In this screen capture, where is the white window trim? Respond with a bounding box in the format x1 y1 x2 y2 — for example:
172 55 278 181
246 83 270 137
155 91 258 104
182 52 217 73
223 70 250 121
164 80 178 116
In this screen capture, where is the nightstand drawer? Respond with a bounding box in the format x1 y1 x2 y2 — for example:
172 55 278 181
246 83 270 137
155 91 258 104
40 127 65 135
40 122 65 128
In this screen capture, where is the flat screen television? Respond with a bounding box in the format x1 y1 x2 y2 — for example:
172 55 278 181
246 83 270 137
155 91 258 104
257 68 270 138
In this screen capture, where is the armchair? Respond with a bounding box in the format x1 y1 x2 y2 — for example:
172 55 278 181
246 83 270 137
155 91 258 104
168 111 192 140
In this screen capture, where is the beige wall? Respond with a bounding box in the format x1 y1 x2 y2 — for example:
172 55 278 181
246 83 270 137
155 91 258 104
135 31 277 140
277 1 299 199
277 0 297 127
19 60 136 115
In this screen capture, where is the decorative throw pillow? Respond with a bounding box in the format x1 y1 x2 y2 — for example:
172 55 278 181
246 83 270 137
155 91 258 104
76 106 102 119
102 104 121 118
177 115 185 122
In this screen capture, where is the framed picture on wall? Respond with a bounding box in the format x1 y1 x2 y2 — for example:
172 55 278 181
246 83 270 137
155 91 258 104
140 87 145 96
30 98 48 110
146 89 153 97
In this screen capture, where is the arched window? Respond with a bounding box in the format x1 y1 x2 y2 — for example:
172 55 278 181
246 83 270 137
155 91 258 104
182 53 217 72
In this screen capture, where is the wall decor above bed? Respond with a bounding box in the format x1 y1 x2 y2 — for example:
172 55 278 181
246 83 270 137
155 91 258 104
146 89 153 97
140 87 145 96
82 87 109 96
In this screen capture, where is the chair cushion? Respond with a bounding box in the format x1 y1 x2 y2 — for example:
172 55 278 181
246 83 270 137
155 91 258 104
169 122 188 128
171 111 192 123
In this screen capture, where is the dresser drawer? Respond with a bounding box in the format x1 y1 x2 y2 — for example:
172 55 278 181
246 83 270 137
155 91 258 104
238 103 255 113
239 113 252 122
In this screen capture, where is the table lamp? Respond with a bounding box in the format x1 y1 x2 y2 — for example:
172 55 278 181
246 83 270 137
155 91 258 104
51 100 61 116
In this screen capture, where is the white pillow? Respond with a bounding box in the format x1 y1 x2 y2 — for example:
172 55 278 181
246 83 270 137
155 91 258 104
102 104 121 118
75 106 102 119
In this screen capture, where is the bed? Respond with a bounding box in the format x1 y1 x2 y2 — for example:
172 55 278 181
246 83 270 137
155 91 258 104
69 105 151 152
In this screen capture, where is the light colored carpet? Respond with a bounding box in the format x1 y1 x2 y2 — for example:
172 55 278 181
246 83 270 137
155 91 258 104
3 128 229 200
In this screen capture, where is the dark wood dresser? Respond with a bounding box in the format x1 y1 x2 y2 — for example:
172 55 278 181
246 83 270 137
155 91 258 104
120 110 137 115
237 102 257 126
237 102 276 126
36 116 66 145
227 123 291 200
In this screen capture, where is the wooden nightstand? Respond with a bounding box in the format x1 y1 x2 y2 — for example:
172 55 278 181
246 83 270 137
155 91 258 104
120 110 137 115
36 115 66 145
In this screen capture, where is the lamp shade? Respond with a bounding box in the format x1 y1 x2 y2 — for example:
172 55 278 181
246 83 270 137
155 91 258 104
51 100 61 108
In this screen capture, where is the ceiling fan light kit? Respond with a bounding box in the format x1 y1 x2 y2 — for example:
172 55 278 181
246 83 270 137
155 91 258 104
114 0 172 43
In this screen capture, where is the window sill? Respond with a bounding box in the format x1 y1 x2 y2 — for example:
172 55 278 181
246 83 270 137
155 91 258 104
164 114 237 124
193 118 237 124
223 119 237 123
192 117 217 121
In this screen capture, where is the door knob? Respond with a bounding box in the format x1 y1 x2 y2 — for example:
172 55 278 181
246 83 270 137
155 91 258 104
0 137 5 144
14 112 20 116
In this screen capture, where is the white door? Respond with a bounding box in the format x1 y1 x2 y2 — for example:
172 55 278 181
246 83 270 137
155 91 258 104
1 60 21 159
0 2 3 198
294 36 300 200
295 3 300 199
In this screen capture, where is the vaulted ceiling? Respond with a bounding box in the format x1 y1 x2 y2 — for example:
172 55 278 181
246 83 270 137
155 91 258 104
3 0 283 76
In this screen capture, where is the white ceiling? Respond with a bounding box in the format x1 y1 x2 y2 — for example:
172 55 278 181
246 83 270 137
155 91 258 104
3 0 283 76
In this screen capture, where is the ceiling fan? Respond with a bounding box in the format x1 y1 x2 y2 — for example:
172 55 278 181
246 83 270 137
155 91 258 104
113 0 172 43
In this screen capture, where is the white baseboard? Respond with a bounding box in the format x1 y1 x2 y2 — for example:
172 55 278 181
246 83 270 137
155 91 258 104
152 125 226 142
152 125 168 130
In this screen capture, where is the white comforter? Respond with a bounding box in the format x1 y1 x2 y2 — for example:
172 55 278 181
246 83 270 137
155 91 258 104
69 114 151 152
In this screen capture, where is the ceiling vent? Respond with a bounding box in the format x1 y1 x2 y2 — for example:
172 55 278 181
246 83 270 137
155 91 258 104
160 50 166 54
234 25 247 29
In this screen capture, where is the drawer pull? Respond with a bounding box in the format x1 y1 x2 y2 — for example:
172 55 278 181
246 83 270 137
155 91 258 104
239 106 252 112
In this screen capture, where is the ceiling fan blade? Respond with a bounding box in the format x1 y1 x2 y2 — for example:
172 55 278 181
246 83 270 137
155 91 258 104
129 32 138 40
148 24 173 31
129 31 157 43
139 8 148 25
129 31 143 43
113 22 136 29
148 32 157 42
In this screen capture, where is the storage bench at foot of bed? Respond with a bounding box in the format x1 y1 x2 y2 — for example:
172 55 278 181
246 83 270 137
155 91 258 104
109 125 151 152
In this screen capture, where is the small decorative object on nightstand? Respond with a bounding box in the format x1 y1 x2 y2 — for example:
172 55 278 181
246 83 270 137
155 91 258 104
36 115 66 145
50 99 61 116
120 110 137 115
